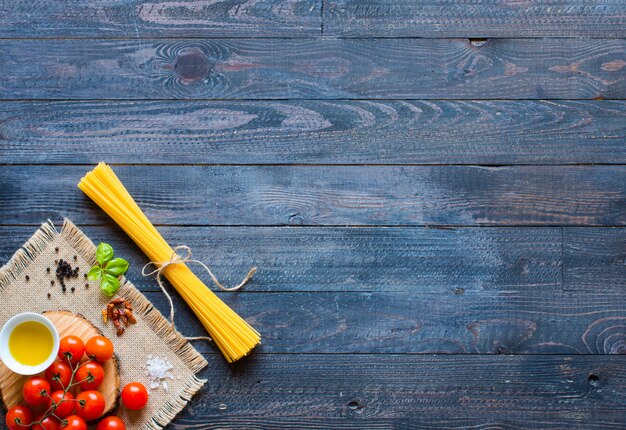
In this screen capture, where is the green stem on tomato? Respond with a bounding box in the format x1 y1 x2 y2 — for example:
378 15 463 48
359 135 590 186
33 356 96 424
68 377 90 388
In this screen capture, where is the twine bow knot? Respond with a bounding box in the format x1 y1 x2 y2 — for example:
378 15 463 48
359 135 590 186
142 245 257 342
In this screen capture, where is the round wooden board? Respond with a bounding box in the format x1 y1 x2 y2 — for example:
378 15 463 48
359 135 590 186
0 311 120 417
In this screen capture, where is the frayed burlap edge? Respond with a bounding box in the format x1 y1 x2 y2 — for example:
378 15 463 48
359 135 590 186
0 219 208 430
0 220 57 290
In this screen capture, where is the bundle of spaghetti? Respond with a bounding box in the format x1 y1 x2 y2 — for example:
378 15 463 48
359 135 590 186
78 163 260 362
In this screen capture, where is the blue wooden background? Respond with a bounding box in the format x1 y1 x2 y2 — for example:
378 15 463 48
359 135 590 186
1 1 626 428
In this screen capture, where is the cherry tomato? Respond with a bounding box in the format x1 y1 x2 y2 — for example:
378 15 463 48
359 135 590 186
75 390 105 421
85 336 114 362
96 416 126 430
57 336 85 365
33 415 59 430
50 391 74 419
75 362 105 391
5 405 33 430
23 377 51 407
45 360 72 391
60 415 86 430
121 382 148 410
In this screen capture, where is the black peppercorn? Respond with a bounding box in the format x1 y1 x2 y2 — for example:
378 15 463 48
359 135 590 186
73 255 77 261
51 280 55 285
71 287 75 293
47 293 51 299
55 259 82 291
55 247 59 253
25 275 29 281
85 283 89 288
46 267 50 273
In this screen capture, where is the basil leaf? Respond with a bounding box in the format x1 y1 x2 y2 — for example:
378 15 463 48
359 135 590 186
100 273 120 297
96 243 114 265
105 258 129 276
87 266 103 280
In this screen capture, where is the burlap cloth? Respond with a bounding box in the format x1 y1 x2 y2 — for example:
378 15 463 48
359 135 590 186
0 219 207 429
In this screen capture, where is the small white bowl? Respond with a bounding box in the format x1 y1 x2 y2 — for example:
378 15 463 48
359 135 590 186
0 312 59 375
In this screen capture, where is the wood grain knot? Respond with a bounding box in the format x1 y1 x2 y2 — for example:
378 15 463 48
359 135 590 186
175 51 210 82
347 400 363 413
468 38 488 48
289 213 304 225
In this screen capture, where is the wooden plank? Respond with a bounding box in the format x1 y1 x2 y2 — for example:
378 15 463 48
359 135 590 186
1 39 624 100
324 0 626 38
3 229 625 355
182 354 626 429
140 289 626 354
5 226 624 355
564 228 626 293
2 100 626 165
0 0 321 38
1 165 626 226
0 226 562 293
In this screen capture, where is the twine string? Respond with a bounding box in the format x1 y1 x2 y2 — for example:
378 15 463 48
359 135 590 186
142 245 257 342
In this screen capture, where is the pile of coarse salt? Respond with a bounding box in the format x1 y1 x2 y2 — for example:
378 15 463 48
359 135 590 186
144 355 175 391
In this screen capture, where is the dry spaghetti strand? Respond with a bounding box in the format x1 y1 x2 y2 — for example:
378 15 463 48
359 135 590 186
78 162 260 363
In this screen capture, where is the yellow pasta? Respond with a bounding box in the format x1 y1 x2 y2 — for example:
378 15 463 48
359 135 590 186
78 163 260 362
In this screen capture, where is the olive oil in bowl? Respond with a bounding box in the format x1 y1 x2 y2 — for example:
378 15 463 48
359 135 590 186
9 321 54 366
0 312 59 375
